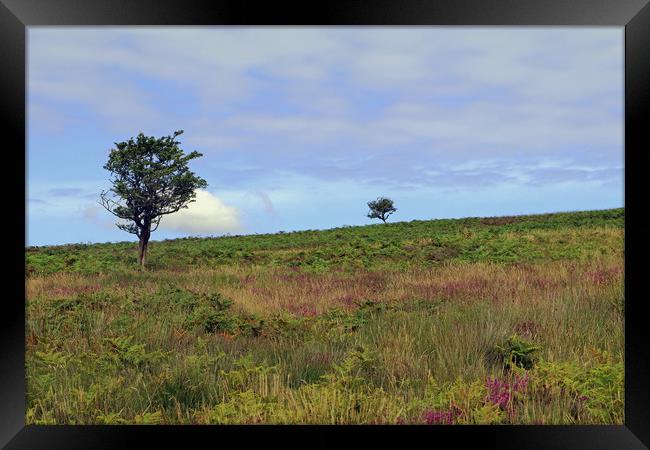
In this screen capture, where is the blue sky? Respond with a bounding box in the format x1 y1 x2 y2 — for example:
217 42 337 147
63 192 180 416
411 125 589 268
27 27 624 246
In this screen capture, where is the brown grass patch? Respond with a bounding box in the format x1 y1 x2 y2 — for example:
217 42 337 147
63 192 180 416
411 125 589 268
479 216 522 226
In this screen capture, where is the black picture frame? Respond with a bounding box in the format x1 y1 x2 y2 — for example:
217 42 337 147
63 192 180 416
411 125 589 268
2 1 648 448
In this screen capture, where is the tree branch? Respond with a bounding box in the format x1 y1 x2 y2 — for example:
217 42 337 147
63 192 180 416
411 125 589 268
99 191 132 220
150 215 163 233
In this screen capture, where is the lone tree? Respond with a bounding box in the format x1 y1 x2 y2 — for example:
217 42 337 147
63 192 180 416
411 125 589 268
100 130 207 267
367 197 397 223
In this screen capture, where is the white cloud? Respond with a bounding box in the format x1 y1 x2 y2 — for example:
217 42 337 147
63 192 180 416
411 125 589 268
157 189 241 234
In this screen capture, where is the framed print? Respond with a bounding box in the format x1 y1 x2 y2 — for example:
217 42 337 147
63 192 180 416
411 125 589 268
2 0 649 448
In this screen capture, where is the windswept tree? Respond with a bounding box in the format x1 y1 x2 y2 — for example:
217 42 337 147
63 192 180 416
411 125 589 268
367 197 397 223
100 130 207 267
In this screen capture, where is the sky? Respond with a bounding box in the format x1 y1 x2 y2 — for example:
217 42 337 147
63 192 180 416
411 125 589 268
27 27 624 247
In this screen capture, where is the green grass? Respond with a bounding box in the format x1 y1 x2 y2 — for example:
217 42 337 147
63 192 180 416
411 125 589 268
26 208 624 424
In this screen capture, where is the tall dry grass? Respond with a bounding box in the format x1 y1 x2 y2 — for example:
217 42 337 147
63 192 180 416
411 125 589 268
26 252 623 424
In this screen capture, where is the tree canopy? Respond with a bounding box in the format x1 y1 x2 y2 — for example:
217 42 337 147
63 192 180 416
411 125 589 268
367 197 397 223
100 130 207 266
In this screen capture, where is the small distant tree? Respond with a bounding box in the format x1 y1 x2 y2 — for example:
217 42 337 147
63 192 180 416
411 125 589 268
100 130 207 268
367 197 397 223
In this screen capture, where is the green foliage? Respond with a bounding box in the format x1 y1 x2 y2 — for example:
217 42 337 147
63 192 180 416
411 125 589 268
103 335 170 369
99 130 208 265
95 412 129 425
134 411 164 425
495 335 541 370
179 291 270 337
102 130 207 225
26 208 623 276
533 351 624 423
196 390 272 424
320 345 377 390
367 197 397 223
183 292 235 334
495 335 541 369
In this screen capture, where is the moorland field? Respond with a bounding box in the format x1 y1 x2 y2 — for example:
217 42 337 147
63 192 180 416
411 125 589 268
25 208 624 424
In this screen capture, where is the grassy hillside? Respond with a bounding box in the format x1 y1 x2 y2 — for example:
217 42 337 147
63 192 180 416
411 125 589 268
27 208 623 275
25 208 624 424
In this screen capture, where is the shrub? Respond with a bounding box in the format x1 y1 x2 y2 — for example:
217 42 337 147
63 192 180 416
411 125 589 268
495 335 541 370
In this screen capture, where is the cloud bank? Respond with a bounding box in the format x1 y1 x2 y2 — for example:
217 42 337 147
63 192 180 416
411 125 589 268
157 189 241 235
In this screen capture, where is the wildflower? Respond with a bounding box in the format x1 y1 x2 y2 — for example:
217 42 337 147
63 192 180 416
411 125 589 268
422 406 461 425
486 377 511 410
486 372 530 413
512 372 530 392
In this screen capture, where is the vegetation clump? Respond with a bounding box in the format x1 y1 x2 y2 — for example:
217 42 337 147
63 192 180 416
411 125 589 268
495 335 541 370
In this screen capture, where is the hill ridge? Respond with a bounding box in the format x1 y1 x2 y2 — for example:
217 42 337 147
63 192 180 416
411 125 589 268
28 207 624 250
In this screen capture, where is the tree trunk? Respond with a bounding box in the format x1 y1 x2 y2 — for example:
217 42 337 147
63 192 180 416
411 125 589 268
138 224 151 268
